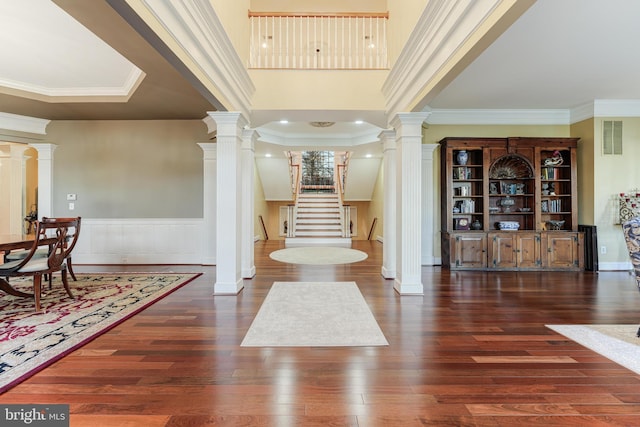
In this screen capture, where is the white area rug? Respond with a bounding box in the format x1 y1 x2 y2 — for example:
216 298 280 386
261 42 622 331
547 324 640 375
269 246 368 265
241 282 388 347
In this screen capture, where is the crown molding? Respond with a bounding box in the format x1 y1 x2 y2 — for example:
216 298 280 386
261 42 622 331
427 108 570 125
256 127 381 147
571 100 640 123
424 100 640 126
593 99 640 117
383 0 532 118
0 67 144 101
569 103 594 124
132 0 254 118
0 112 50 135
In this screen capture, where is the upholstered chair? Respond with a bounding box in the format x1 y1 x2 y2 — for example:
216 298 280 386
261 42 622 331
622 216 640 336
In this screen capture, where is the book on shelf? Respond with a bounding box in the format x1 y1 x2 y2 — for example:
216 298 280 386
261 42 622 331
541 199 563 213
541 167 556 180
453 167 472 180
454 199 475 214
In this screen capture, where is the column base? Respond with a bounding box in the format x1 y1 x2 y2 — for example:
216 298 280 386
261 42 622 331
214 278 244 294
420 255 441 266
381 266 396 279
242 266 256 279
393 279 423 295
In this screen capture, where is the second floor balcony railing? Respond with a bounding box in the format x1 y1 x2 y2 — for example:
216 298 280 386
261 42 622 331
249 11 388 70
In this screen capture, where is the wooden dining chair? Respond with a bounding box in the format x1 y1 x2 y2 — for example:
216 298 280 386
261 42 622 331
0 218 78 311
41 217 81 282
4 216 81 284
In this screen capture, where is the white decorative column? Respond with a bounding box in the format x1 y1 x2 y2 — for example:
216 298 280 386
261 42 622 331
390 112 430 295
241 129 258 278
0 144 29 234
379 130 396 279
29 143 57 219
422 143 439 265
208 112 248 294
197 142 217 265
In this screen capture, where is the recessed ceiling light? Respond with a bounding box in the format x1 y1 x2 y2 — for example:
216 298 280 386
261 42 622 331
366 153 372 158
265 153 272 157
279 120 288 124
355 120 364 124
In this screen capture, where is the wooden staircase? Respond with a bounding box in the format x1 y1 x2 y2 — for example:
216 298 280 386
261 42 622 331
285 192 351 247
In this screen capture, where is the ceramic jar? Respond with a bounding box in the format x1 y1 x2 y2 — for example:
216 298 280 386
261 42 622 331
456 150 468 165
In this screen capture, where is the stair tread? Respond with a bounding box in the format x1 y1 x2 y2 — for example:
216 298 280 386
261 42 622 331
293 193 344 238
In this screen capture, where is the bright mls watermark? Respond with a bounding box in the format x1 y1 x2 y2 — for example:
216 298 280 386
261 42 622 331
1 405 69 426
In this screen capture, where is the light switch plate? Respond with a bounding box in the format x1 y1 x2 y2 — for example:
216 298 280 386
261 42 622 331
66 193 77 201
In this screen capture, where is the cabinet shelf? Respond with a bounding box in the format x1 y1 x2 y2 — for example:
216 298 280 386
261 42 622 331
491 212 534 215
490 194 534 197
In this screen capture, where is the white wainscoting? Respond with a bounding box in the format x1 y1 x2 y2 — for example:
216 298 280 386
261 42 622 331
72 218 207 265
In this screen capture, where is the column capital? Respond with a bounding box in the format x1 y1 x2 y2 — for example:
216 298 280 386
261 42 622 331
207 112 249 136
29 143 57 160
422 143 439 160
2 143 30 158
242 129 260 150
389 112 431 138
378 129 397 152
197 142 217 160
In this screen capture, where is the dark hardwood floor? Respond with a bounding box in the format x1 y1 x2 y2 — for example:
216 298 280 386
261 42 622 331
3 240 640 426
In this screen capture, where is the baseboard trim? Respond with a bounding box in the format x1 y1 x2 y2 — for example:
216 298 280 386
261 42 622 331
598 261 632 271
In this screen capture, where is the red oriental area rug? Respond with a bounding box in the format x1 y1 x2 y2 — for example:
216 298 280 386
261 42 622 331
0 273 200 393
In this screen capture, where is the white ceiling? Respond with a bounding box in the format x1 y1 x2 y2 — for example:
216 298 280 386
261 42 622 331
429 0 640 110
1 0 639 149
0 0 141 99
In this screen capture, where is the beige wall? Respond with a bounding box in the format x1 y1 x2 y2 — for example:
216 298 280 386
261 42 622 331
571 118 595 225
423 124 571 144
254 160 269 239
211 0 251 63
46 120 209 218
250 0 387 13
345 201 370 240
266 201 286 240
387 0 427 64
250 70 387 111
592 117 640 266
368 159 384 240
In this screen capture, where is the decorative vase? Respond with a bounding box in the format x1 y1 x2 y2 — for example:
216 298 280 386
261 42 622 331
471 219 482 230
500 196 515 213
456 150 468 165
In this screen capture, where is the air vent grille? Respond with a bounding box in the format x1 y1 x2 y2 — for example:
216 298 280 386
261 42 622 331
603 120 622 155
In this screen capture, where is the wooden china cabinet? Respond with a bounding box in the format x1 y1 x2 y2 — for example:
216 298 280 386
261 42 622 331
440 137 584 271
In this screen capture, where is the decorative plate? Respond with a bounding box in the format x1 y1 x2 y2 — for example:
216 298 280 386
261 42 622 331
489 155 534 179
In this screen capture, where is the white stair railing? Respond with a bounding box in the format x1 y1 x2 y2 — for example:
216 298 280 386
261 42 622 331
249 12 388 70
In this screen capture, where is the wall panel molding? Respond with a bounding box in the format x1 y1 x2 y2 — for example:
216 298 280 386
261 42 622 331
72 218 208 265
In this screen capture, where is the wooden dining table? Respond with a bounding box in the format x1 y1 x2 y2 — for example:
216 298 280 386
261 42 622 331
0 234 54 298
